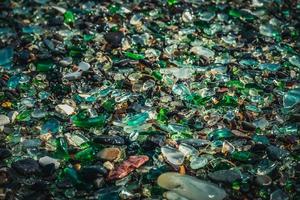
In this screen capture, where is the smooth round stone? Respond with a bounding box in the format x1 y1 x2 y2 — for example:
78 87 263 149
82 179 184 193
256 175 272 186
39 156 60 169
0 115 10 126
78 61 90 71
178 143 199 157
208 169 242 183
93 135 125 145
97 147 121 161
157 172 227 200
190 156 208 169
12 158 40 176
161 146 185 166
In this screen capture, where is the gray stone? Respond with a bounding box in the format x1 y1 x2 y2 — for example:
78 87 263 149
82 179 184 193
158 172 227 200
39 156 60 169
0 115 10 126
208 169 242 183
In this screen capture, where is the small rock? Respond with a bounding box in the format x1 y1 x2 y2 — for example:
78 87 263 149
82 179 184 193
80 166 106 182
267 145 289 160
208 169 242 183
78 61 90 71
157 172 227 200
12 158 40 176
93 135 125 145
39 156 60 169
241 121 256 131
97 147 121 161
0 115 10 126
107 155 149 180
104 32 124 48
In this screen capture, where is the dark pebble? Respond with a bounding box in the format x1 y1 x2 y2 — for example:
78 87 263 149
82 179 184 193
208 169 242 183
11 158 40 176
267 145 289 160
40 163 56 177
127 141 140 155
104 32 124 48
56 179 74 189
30 180 48 191
80 166 106 182
93 135 125 145
241 121 256 132
18 50 31 64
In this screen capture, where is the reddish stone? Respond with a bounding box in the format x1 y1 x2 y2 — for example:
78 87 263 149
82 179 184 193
218 87 229 93
107 155 149 180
